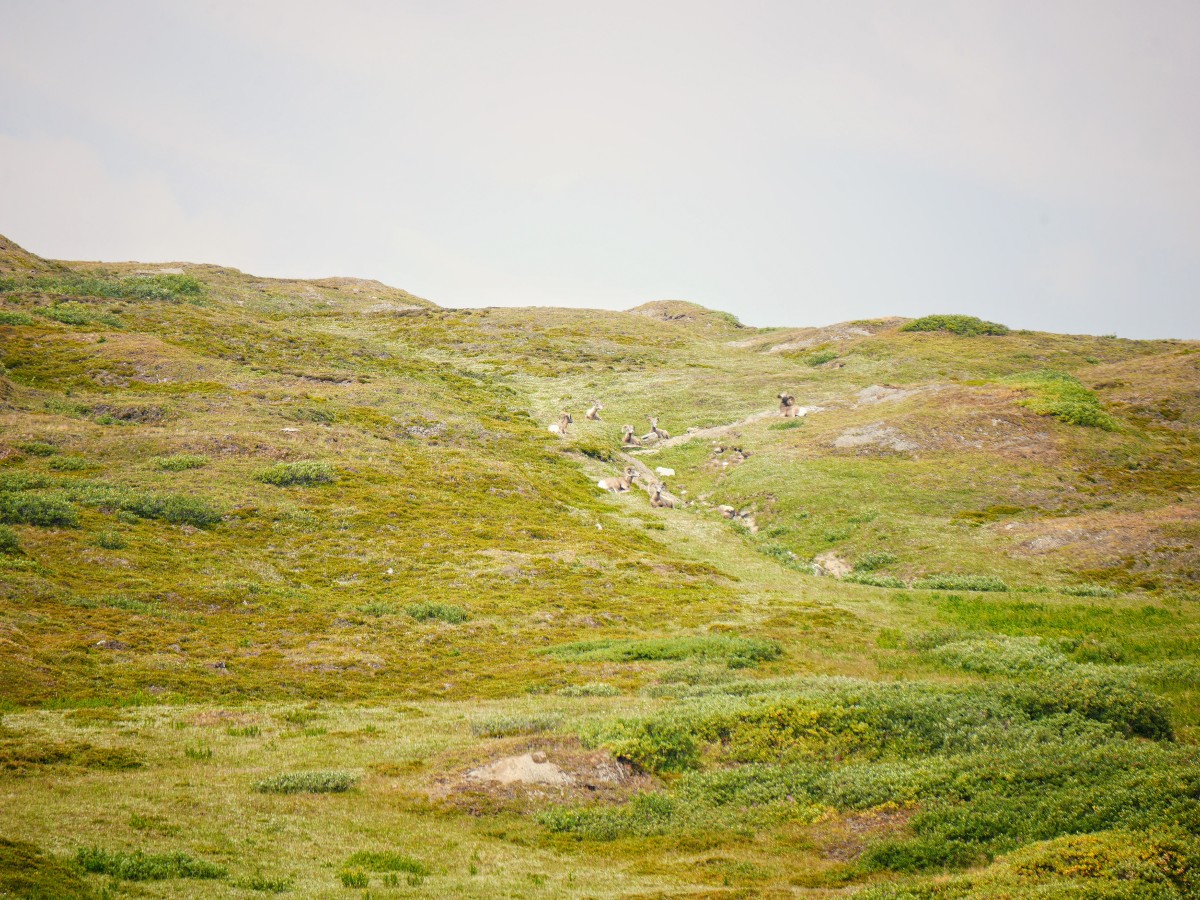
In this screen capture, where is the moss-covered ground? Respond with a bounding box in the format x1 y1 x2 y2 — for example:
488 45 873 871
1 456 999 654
0 237 1197 896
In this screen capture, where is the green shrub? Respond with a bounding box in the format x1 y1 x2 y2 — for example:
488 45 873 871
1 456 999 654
575 439 614 462
185 745 213 760
343 851 428 875
0 310 34 325
806 349 839 366
768 419 804 430
118 493 222 528
406 601 467 623
227 725 261 737
74 847 226 881
40 302 95 325
95 530 126 550
358 600 398 617
256 461 336 486
843 572 907 589
1 272 202 301
253 771 357 793
901 315 1009 336
0 493 79 527
912 574 1008 592
0 525 20 555
1063 583 1118 598
17 441 57 457
153 454 209 471
1000 369 1117 430
560 682 620 697
239 873 293 893
48 455 89 471
470 713 560 737
854 552 897 572
543 635 782 668
339 870 369 887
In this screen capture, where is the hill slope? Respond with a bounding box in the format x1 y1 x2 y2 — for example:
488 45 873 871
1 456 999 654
1 235 1198 897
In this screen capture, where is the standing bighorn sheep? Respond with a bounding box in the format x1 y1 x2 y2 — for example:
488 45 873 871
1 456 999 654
621 425 642 447
645 416 670 440
548 411 573 434
597 466 639 493
778 393 806 419
585 401 603 421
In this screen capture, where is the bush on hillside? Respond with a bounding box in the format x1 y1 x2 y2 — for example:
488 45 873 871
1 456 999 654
901 315 1009 336
256 461 336 487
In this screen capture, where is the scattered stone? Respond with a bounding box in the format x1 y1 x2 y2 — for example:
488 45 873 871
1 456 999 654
833 422 919 453
655 467 675 477
813 552 852 577
95 639 128 651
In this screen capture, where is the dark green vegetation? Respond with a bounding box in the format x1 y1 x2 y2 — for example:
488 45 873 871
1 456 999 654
0 235 1197 896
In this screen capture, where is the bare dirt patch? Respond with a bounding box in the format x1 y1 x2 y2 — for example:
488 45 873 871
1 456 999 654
818 805 916 862
431 737 653 814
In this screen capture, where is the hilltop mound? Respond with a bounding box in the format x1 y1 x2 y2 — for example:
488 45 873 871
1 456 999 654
0 235 60 274
626 298 743 329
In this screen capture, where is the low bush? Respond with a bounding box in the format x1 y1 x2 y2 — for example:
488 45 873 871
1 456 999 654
470 713 560 737
343 851 428 875
95 530 126 550
75 847 226 881
238 873 293 893
0 525 20 555
560 682 620 697
358 600 398 617
17 441 57 456
854 552 897 572
1000 369 1118 430
153 454 209 471
806 349 839 366
0 272 202 301
339 870 369 887
406 601 467 623
256 461 336 486
1063 583 1118 598
843 572 906 589
912 574 1008 592
48 455 89 471
544 635 782 668
901 315 1009 336
0 493 79 528
0 310 34 325
254 771 357 794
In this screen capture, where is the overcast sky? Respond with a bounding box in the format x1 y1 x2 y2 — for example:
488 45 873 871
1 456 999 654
2 1 1197 337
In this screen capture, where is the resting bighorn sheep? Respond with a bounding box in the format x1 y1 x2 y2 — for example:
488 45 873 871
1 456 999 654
585 401 603 421
650 485 675 508
597 466 639 493
621 425 642 446
777 393 806 418
646 416 670 440
548 411 573 434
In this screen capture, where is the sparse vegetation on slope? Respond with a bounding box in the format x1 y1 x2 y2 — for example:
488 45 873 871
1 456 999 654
0 234 1196 897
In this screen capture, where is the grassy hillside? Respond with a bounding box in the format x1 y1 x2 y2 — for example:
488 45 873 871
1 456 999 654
0 235 1197 897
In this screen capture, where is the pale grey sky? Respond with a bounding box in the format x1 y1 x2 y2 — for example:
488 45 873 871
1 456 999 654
2 1 1197 337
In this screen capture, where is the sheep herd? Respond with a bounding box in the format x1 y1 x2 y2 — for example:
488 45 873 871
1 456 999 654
546 393 806 507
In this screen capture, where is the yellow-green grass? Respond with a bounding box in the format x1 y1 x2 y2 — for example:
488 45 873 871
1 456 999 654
1 237 1198 897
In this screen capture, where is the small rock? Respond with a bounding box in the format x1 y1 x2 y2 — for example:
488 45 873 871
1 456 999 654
95 639 129 651
655 467 675 477
718 505 737 519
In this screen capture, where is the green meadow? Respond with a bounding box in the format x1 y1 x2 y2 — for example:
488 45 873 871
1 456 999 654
0 236 1197 897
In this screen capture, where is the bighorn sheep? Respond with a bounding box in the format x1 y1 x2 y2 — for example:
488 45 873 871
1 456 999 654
548 411 573 435
621 425 642 447
585 401 603 421
650 485 675 508
646 416 670 440
778 393 806 419
597 466 639 493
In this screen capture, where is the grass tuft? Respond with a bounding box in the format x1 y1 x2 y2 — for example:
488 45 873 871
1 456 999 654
74 847 226 881
256 461 336 487
406 601 468 623
253 771 357 794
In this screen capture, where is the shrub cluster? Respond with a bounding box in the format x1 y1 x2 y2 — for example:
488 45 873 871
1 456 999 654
75 847 226 881
153 454 209 471
901 315 1009 336
406 601 468 623
1000 369 1118 430
543 635 782 668
256 461 336 486
912 574 1008 592
253 771 357 793
0 272 202 301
